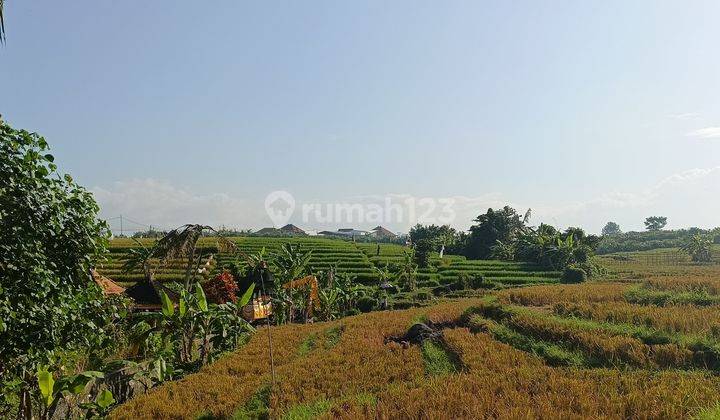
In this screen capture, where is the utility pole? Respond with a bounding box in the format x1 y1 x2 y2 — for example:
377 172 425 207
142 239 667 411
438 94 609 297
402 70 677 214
120 214 123 237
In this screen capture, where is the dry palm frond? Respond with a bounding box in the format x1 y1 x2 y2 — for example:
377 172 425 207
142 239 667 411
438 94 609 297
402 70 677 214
216 235 238 254
0 0 5 44
152 224 210 262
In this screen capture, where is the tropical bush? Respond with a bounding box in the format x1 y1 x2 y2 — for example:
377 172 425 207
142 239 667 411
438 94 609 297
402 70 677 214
0 119 114 419
681 234 713 263
561 265 587 284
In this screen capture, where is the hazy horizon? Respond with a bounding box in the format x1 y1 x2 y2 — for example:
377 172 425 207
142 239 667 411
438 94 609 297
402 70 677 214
2 1 719 234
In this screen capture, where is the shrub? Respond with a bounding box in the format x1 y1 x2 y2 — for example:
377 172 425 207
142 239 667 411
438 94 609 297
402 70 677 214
561 266 587 284
344 308 361 317
413 239 433 268
414 290 433 301
453 273 486 290
469 275 486 289
356 296 377 313
419 279 441 288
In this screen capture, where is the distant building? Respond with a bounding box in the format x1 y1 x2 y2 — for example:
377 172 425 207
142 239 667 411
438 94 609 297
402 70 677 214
318 228 369 238
254 224 306 236
254 227 281 236
280 224 306 235
369 226 397 239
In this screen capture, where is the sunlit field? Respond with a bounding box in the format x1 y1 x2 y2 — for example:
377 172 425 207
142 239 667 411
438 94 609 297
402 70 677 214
112 251 720 419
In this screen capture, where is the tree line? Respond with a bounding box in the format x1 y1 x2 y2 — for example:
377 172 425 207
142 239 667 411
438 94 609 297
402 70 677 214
410 206 603 282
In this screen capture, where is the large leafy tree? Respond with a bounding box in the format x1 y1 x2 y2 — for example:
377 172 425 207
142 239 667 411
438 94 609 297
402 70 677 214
0 119 110 418
466 206 524 259
644 216 667 231
409 224 457 247
601 222 621 236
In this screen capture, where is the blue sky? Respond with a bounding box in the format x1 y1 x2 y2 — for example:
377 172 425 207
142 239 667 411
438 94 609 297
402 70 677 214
2 1 720 233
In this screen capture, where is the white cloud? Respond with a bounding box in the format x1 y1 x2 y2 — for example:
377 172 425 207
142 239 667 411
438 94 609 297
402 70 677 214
669 112 701 120
92 179 268 233
686 127 720 139
92 168 720 235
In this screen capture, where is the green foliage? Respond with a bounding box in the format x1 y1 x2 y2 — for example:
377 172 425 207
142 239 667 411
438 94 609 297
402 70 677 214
34 367 106 418
133 282 254 371
490 240 516 260
515 225 600 271
695 402 720 420
239 283 256 307
232 385 271 419
467 316 588 367
645 216 668 231
397 251 418 291
624 286 720 307
409 224 459 248
273 243 313 283
597 228 716 254
601 222 622 236
454 273 486 290
466 206 525 259
420 340 461 376
357 296 377 313
0 119 112 418
36 368 54 408
561 265 587 284
681 234 713 263
413 239 433 269
282 398 333 420
95 389 116 410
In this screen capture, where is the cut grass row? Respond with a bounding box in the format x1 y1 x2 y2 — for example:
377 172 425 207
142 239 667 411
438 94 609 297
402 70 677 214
465 298 720 371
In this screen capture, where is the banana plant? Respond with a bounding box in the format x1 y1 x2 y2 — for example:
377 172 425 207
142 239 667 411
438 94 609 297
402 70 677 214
36 366 104 419
317 288 341 321
79 389 116 418
131 282 256 369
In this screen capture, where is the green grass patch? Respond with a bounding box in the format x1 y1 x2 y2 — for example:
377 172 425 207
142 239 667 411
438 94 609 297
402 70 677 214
298 333 318 356
467 315 590 367
695 402 720 420
625 286 720 307
281 392 378 419
421 340 462 376
232 384 272 420
282 398 333 420
323 325 344 349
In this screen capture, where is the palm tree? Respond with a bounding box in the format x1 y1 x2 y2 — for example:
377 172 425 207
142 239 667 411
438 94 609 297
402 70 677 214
123 224 236 292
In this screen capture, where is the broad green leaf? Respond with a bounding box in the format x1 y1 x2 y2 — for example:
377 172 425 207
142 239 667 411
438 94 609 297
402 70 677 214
160 290 174 317
153 357 167 382
179 297 187 317
96 389 116 409
68 371 104 394
195 283 208 312
238 283 255 307
37 367 55 407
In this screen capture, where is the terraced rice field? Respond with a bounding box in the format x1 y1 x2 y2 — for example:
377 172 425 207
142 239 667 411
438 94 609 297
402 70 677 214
101 238 563 291
356 242 562 289
597 246 720 279
100 236 378 286
112 276 720 419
